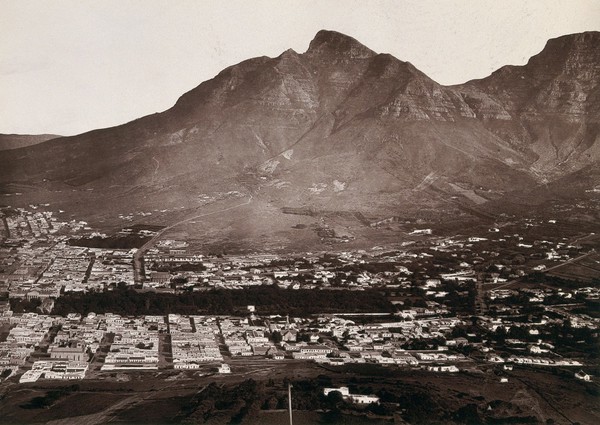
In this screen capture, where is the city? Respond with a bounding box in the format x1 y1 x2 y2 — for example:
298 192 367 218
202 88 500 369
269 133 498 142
0 201 598 423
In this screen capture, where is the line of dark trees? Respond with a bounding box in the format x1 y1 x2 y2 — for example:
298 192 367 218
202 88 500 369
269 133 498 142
68 235 151 250
51 285 395 316
525 271 599 289
150 261 207 272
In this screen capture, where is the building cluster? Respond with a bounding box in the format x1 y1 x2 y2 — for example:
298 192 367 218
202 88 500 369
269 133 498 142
1 239 55 302
487 355 582 367
51 312 106 359
0 305 595 385
205 313 473 369
305 315 467 367
169 314 223 369
1 205 598 386
84 249 134 290
477 309 599 357
20 360 88 383
4 208 55 240
1 208 136 305
2 207 596 311
138 222 595 304
220 317 268 357
1 313 53 372
143 248 413 291
102 314 161 371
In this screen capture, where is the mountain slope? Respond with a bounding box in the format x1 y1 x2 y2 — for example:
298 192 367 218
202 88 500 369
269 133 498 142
0 30 598 250
0 134 61 151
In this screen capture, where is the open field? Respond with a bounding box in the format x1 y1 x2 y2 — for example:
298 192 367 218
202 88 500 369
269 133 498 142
1 361 598 425
547 253 600 283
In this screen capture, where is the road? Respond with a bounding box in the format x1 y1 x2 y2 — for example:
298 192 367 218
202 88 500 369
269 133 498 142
474 280 487 314
484 251 595 293
542 251 594 273
568 232 596 246
133 194 253 284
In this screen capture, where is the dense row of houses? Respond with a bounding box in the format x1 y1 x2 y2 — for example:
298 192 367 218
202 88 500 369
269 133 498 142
169 314 223 369
1 209 136 306
0 308 594 384
20 360 88 383
102 315 161 371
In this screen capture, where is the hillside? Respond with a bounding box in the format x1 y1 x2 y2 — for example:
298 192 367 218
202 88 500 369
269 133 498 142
0 30 598 251
0 134 61 151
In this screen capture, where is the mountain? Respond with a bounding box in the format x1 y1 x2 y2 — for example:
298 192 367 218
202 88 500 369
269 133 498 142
0 30 598 252
0 134 61 151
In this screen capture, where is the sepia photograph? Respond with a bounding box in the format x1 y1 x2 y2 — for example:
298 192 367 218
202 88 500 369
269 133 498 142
0 1 599 423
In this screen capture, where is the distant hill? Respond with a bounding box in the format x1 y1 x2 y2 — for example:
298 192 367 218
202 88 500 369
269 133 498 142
0 30 598 251
0 133 61 151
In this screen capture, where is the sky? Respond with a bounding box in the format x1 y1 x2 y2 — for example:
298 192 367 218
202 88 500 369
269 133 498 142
1 0 599 136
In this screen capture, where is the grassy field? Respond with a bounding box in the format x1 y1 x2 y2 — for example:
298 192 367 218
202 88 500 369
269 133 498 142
547 253 600 283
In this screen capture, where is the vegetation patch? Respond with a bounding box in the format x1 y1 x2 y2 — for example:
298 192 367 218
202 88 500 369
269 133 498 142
20 385 80 410
51 286 395 316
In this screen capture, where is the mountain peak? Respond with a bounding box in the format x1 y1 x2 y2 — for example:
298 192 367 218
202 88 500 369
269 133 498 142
306 30 375 59
278 48 300 60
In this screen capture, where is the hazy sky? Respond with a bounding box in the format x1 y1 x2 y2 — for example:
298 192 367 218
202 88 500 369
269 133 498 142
1 0 599 136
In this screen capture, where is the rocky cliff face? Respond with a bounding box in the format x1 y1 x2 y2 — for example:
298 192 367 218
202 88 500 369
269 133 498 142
468 32 600 116
0 30 598 242
457 32 600 178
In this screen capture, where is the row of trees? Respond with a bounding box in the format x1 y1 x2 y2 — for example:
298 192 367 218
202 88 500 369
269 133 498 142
68 234 150 249
51 285 395 316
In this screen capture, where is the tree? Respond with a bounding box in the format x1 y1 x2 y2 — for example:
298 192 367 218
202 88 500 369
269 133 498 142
271 330 282 343
263 396 279 410
454 403 482 425
452 326 468 338
297 332 311 343
509 325 528 340
194 399 215 422
325 390 345 411
493 326 507 344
